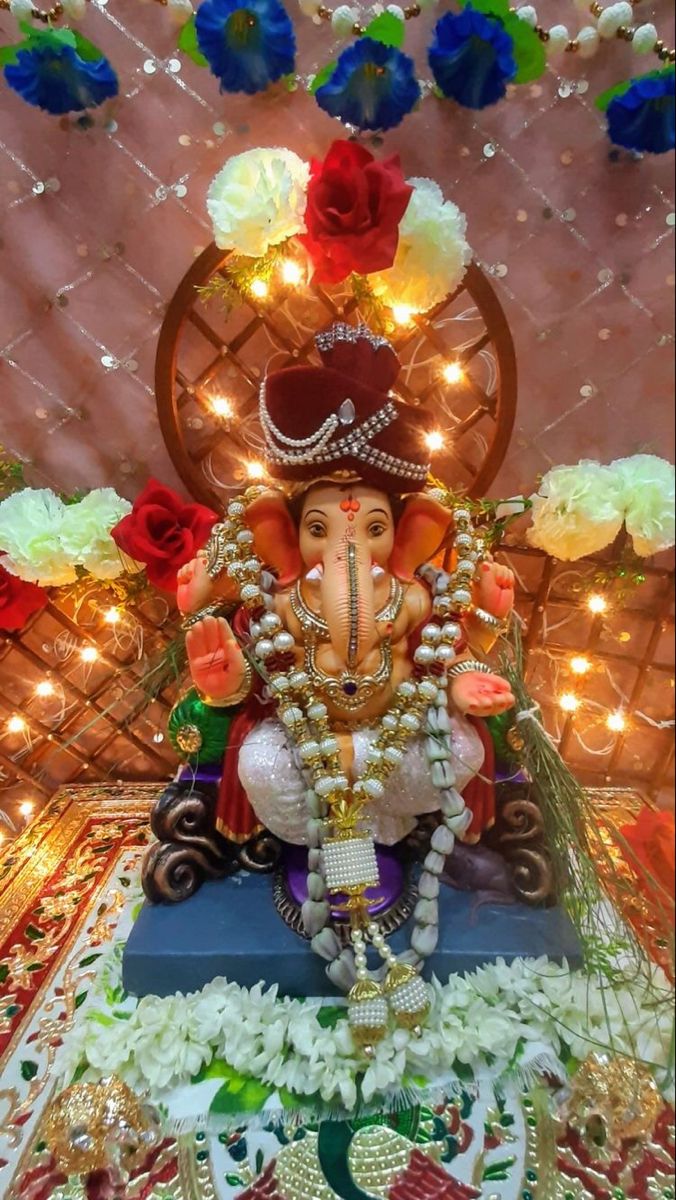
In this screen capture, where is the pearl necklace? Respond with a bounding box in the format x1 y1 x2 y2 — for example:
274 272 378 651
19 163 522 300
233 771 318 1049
221 486 484 1054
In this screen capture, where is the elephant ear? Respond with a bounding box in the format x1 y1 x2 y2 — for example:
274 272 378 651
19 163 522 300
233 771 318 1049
247 491 302 587
389 494 453 582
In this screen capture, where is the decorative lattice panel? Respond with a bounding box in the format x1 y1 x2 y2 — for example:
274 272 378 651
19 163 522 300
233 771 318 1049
1 541 672 840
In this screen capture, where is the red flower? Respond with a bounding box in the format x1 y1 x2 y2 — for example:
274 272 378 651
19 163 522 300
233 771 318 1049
0 564 48 632
300 140 413 285
111 480 217 593
619 808 676 904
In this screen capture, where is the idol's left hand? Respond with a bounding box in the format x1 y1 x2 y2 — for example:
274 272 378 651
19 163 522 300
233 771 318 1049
451 671 514 717
473 561 515 621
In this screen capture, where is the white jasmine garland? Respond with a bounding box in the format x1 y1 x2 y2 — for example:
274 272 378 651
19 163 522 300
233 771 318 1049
371 178 471 314
207 148 310 259
331 4 358 35
632 22 658 53
63 947 673 1108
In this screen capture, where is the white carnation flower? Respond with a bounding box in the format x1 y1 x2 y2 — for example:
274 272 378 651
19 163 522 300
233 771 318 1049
611 454 676 557
0 488 76 585
528 461 624 561
60 488 132 580
371 177 471 314
207 148 310 259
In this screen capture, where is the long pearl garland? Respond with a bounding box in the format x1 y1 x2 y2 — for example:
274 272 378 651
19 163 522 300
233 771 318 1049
217 486 487 1054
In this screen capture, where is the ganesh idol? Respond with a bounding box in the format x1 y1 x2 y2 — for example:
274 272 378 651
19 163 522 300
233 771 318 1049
174 323 516 1044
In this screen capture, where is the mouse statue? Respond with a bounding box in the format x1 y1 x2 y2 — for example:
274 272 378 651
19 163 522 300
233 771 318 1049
165 323 516 1050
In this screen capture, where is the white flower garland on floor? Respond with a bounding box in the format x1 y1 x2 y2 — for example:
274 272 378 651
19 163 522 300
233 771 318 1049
61 939 674 1117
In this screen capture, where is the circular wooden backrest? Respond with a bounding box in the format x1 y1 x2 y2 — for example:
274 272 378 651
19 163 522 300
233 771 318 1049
155 245 518 509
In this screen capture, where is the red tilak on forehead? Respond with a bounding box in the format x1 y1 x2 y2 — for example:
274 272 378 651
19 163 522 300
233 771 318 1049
340 498 361 513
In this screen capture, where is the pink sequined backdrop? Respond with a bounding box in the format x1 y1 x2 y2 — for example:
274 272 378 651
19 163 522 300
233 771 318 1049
1 0 674 502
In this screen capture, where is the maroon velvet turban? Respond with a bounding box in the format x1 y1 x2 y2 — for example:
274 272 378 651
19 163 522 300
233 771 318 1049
259 323 434 494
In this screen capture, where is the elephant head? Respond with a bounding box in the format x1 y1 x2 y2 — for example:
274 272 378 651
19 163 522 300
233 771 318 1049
247 484 453 670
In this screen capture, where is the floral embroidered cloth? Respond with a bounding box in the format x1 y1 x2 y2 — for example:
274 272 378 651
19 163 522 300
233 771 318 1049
0 787 674 1200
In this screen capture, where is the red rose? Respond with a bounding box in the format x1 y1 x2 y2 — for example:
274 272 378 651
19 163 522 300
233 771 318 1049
111 480 217 592
0 564 48 632
299 140 413 285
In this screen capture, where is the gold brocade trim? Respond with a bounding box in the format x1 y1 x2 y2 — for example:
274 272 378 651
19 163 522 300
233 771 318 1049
0 786 156 1079
215 816 265 845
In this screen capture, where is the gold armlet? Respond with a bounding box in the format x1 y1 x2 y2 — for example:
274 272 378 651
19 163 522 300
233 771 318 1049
182 602 231 632
447 659 494 680
470 606 509 633
202 523 230 581
195 659 254 708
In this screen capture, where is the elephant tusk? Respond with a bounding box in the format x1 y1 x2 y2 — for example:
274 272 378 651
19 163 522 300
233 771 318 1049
306 564 324 581
371 563 386 578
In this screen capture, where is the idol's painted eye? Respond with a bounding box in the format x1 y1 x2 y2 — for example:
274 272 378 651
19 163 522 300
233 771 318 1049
308 522 327 538
368 522 387 538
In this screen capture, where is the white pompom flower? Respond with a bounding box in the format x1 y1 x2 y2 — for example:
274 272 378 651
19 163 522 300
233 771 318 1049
528 461 625 561
166 0 194 25
9 0 34 19
517 6 538 29
370 177 471 314
207 148 310 259
0 489 77 586
597 1 632 38
60 488 133 580
632 22 658 54
546 24 570 55
62 0 87 18
331 4 358 35
577 25 601 58
611 454 676 557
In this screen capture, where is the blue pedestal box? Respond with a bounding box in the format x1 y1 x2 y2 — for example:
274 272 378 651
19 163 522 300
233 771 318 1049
122 871 582 998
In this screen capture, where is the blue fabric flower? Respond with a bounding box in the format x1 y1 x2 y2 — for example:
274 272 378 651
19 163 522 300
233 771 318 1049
4 43 118 115
314 37 420 132
428 5 517 110
606 70 675 155
195 0 295 95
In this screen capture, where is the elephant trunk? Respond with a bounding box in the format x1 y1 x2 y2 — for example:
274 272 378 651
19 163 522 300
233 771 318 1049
320 533 377 670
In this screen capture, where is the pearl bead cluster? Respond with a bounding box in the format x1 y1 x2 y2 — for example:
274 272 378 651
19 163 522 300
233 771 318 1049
298 0 437 39
220 486 488 1051
516 0 675 63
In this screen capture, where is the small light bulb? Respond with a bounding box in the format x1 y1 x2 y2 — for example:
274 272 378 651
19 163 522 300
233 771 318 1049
246 461 266 481
35 680 55 698
570 655 591 676
425 431 445 453
588 593 608 615
250 278 268 299
606 711 627 733
443 361 464 385
19 800 34 818
559 692 580 714
7 715 26 734
210 396 233 419
280 259 302 286
392 304 413 326
104 606 122 625
80 646 99 664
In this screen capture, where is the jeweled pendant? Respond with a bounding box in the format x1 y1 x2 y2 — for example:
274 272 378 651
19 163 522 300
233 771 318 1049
348 979 389 1054
384 962 430 1033
339 398 356 426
